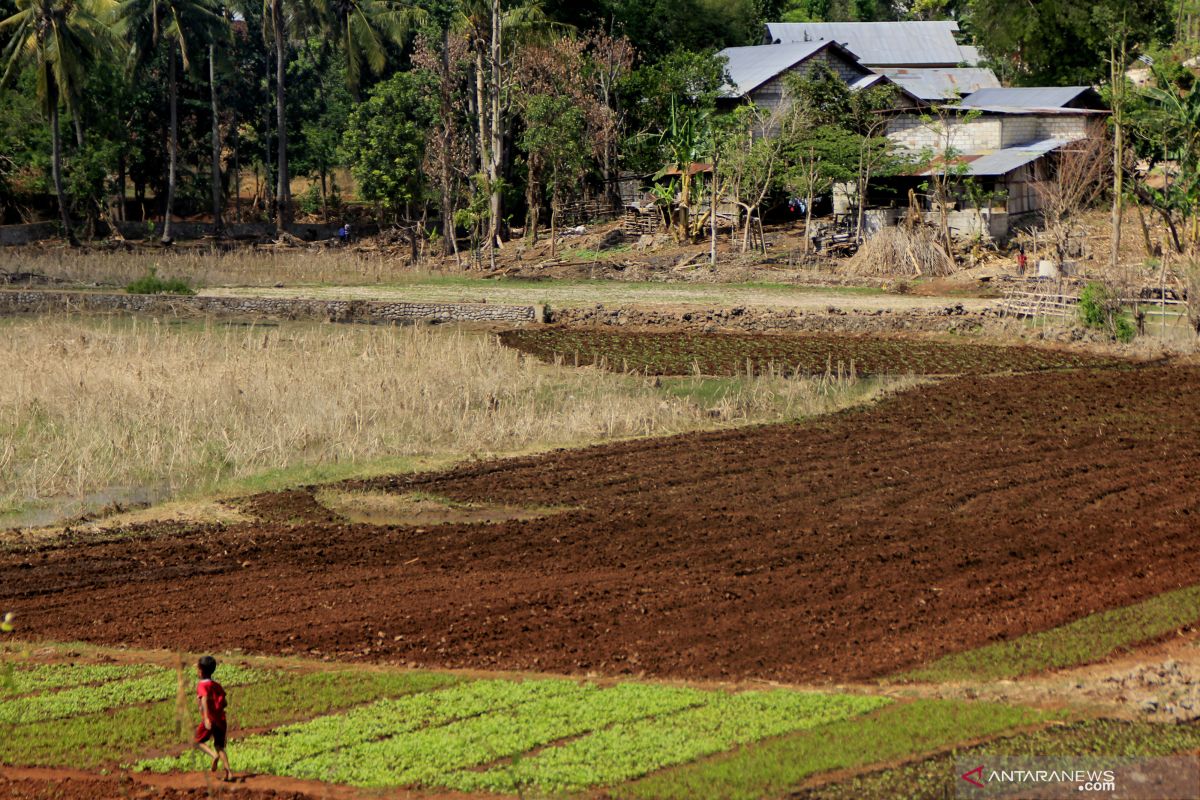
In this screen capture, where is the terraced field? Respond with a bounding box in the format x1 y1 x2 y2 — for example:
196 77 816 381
498 329 1133 376
1 654 899 796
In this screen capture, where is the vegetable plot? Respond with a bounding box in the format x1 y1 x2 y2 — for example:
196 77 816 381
499 329 1130 377
0 664 267 725
140 676 888 793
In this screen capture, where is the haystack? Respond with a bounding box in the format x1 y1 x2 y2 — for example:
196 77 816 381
845 225 956 278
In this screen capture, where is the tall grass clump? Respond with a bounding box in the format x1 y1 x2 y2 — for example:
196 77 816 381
0 317 913 512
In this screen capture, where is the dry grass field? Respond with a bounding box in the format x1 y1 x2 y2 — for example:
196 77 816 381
0 316 909 520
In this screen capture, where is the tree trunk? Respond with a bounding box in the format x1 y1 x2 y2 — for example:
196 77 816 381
485 0 503 260
440 26 456 259
210 44 224 238
116 150 126 222
273 0 291 235
526 175 540 244
710 165 718 268
163 43 178 244
549 181 558 257
48 79 78 247
1110 37 1126 273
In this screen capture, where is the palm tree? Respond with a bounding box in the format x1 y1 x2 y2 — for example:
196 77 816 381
116 0 223 243
1 0 116 245
259 0 415 236
311 0 419 98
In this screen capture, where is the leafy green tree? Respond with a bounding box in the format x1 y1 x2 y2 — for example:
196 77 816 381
287 43 352 220
339 70 435 221
309 0 421 97
970 0 1172 85
621 49 727 174
519 92 586 254
0 65 50 222
1 0 116 244
116 0 225 242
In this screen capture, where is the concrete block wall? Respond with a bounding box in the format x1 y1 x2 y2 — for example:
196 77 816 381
886 114 1002 154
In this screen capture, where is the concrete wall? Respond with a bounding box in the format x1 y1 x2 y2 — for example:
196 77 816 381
886 114 1003 153
0 290 541 325
999 115 1092 147
888 112 1094 155
555 303 991 335
0 222 60 246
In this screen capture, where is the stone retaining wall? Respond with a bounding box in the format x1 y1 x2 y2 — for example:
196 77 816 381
554 303 996 334
0 290 541 325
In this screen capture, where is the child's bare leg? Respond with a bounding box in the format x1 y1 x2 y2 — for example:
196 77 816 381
195 741 220 771
217 748 232 780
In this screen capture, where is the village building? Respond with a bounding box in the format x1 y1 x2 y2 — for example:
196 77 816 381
880 87 1108 240
764 20 1000 101
718 22 1109 243
716 40 923 113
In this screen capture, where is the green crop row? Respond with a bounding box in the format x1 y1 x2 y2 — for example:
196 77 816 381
448 690 892 794
1 662 161 696
6 668 453 769
895 583 1200 683
0 664 268 725
316 682 709 788
618 699 1064 800
138 677 579 775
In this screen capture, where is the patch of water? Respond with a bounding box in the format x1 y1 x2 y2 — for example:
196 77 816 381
0 485 172 530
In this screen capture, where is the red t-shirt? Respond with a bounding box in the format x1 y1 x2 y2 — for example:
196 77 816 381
197 678 227 728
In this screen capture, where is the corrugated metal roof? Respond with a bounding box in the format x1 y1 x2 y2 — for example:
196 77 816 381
850 74 887 90
923 139 1069 177
954 105 1105 116
957 45 982 66
764 21 964 66
718 41 840 97
879 67 1000 100
959 86 1096 109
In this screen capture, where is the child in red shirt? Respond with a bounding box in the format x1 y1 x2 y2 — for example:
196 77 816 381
194 655 232 781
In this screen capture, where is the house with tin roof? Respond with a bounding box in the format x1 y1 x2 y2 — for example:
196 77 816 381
717 39 924 114
880 88 1108 239
764 21 999 101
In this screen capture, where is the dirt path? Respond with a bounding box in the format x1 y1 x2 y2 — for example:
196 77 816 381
201 283 996 313
0 765 484 799
2 367 1199 683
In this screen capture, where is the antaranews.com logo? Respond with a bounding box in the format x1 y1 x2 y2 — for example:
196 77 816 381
955 755 1200 799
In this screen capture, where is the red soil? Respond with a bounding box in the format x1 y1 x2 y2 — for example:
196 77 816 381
3 367 1200 683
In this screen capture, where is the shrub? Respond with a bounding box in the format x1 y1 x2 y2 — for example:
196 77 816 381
125 267 196 296
1078 281 1134 343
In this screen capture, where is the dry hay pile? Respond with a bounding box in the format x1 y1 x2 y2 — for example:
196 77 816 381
846 225 956 278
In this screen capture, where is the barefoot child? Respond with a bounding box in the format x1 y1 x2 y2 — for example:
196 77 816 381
194 656 232 781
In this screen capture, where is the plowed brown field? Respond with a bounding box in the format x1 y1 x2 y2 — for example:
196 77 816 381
3 367 1199 683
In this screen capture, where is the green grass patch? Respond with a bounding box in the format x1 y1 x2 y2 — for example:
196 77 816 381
0 664 266 725
895 584 1200 683
3 667 454 769
1 663 160 697
125 267 196 296
452 690 891 794
617 699 1063 800
659 377 752 408
798 718 1200 800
